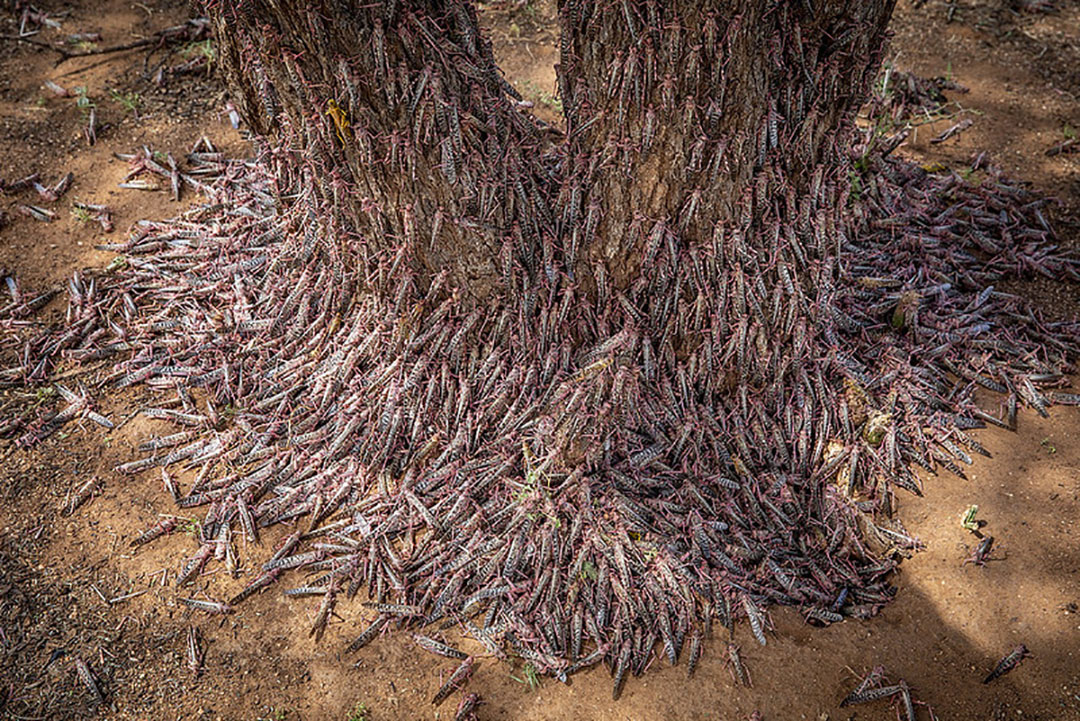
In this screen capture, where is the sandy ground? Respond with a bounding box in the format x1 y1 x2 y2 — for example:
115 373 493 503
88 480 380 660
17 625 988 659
0 1 1078 720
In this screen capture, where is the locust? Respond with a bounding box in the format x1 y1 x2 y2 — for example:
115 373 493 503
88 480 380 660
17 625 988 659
17 204 55 222
840 665 886 706
180 597 231 615
66 476 100 515
6 11 1080 703
455 692 481 721
727 643 751 687
309 585 336 642
347 616 387 654
72 656 104 705
964 536 995 567
412 633 468 660
130 517 178 547
930 118 974 144
432 658 473 707
983 645 1030 684
187 626 204 677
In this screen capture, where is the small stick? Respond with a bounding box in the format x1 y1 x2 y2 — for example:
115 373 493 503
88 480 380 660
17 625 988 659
90 584 109 605
109 589 148 604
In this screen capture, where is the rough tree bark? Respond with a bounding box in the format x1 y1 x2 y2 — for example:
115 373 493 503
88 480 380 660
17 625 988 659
210 0 557 301
209 0 894 292
210 0 894 292
559 1 893 287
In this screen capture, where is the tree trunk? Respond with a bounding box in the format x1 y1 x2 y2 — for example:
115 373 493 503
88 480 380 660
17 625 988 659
186 0 910 685
210 1 893 296
559 1 893 288
206 0 896 460
210 0 559 302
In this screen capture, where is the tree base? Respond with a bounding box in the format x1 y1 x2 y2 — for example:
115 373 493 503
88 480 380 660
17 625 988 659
6 131 1079 698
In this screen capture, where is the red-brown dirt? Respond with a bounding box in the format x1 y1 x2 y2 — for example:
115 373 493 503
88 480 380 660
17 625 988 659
1 1 1078 720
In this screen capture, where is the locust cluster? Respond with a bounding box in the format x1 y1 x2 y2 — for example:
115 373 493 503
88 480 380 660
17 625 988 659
2 0 1077 704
